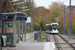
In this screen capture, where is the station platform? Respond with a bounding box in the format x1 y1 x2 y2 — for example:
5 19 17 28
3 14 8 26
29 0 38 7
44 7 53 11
7 42 55 50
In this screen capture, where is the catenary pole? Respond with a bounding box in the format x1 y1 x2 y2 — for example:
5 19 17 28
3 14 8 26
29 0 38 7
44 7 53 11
64 7 65 35
69 0 71 38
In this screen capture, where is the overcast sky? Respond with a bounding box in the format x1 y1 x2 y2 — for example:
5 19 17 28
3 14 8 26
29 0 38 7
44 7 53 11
34 0 75 9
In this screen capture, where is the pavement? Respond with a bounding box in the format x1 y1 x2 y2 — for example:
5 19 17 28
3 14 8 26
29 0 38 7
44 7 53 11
2 32 55 50
2 37 55 50
2 37 34 50
2 32 35 50
7 42 55 50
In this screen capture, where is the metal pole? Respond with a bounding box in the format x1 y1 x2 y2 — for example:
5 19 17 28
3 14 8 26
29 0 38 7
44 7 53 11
19 21 21 40
56 12 58 23
46 16 47 24
25 21 26 41
69 0 71 38
30 22 31 32
64 7 65 35
57 17 58 23
22 21 23 41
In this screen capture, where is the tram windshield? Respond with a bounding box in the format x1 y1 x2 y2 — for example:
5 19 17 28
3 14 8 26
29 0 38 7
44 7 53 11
52 24 58 30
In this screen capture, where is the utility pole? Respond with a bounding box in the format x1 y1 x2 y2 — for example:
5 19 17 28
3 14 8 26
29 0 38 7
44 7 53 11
69 0 71 38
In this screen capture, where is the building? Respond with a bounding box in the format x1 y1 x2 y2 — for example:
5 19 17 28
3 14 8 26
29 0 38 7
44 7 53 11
65 6 75 32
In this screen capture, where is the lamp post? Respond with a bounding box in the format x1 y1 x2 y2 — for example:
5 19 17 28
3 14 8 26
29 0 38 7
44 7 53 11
69 0 71 38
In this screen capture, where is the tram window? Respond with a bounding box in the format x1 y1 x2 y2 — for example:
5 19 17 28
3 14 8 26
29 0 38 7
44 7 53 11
52 24 57 26
8 23 13 27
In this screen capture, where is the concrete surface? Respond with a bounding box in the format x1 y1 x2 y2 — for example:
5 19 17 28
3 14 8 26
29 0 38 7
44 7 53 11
7 42 55 50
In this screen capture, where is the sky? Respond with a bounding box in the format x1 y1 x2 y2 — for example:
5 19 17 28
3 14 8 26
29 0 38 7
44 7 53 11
34 0 75 9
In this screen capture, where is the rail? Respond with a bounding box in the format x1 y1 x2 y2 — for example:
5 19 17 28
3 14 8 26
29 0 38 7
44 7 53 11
58 34 75 50
53 35 62 50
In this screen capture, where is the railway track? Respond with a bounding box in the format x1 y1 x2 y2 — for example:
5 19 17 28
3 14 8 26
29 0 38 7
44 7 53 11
58 34 75 50
53 35 62 50
47 34 75 50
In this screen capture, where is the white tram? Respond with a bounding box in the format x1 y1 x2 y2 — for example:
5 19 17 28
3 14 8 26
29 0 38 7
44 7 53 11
46 23 59 34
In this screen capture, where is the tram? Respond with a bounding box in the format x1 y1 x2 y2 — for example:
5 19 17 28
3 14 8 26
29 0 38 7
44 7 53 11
46 23 59 34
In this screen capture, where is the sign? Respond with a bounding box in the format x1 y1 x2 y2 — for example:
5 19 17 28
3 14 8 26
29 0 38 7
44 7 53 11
26 22 31 25
16 16 27 21
26 17 31 25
